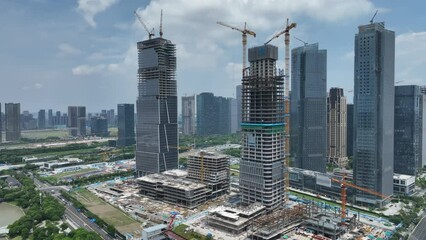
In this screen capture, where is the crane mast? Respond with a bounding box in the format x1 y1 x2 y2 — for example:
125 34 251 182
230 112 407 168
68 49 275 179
217 21 256 77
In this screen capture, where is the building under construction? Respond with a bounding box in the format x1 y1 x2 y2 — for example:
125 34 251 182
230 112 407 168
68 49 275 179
187 151 230 197
239 44 285 210
137 171 210 209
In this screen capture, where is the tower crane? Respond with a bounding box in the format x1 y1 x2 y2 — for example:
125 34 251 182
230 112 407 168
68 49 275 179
265 19 296 204
216 21 256 76
134 10 155 39
331 176 388 223
294 36 308 47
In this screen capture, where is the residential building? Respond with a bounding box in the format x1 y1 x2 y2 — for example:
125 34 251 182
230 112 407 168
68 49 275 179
347 104 354 157
181 96 195 135
136 37 178 176
90 116 109 137
239 45 284 210
107 109 115 127
38 109 46 129
394 85 423 175
5 103 21 141
21 111 37 130
353 22 395 206
117 103 135 147
327 88 347 167
290 43 327 173
48 109 53 127
236 84 242 132
68 106 86 137
55 111 61 125
229 97 238 133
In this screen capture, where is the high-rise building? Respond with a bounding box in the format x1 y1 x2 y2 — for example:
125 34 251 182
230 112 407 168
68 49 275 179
117 104 135 147
217 96 231 134
196 93 231 135
327 88 347 166
38 109 46 129
0 104 2 143
422 92 426 168
347 104 354 157
181 96 195 135
229 97 237 133
21 110 36 130
55 111 61 125
394 85 423 176
90 116 109 137
236 85 242 132
68 106 86 137
107 109 115 127
290 43 327 173
5 103 21 142
48 109 53 127
354 22 395 206
239 45 284 210
136 37 178 176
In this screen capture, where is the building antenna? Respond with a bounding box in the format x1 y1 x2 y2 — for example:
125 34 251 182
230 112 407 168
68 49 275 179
159 9 163 38
370 10 378 24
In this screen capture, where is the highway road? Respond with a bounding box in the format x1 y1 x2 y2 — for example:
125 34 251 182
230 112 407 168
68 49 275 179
409 212 426 240
33 175 115 240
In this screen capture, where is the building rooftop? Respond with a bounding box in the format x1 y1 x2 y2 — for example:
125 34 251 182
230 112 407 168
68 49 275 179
189 151 229 159
162 169 188 177
393 174 415 180
143 224 167 233
137 173 206 191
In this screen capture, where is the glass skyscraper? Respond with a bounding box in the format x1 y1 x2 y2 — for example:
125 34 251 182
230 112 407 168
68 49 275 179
117 104 135 147
353 22 395 206
290 43 327 173
136 37 178 176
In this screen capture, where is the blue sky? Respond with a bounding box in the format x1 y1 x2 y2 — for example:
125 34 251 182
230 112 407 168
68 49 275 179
0 0 425 113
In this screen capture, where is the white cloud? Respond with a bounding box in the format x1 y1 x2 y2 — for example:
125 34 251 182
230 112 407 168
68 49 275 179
77 0 119 27
58 43 82 56
22 83 43 91
395 31 426 85
34 83 43 89
72 64 106 75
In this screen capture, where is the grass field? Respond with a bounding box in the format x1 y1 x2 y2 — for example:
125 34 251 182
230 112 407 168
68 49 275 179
30 147 97 157
71 188 141 235
21 129 69 139
173 224 209 240
54 168 98 179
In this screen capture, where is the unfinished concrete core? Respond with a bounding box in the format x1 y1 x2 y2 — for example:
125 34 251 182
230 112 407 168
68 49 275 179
187 151 230 198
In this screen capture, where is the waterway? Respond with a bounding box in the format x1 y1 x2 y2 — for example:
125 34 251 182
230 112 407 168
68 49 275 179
0 202 24 227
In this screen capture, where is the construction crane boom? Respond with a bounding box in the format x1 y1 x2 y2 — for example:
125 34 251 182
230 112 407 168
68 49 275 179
134 10 155 39
370 10 378 24
217 21 256 76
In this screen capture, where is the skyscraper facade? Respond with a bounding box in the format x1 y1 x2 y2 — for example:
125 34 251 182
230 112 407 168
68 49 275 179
0 104 2 143
394 85 423 176
354 22 395 205
229 97 237 133
196 93 218 136
136 37 178 176
48 109 53 127
5 103 21 142
90 116 109 137
117 103 135 147
68 106 86 137
239 45 284 210
327 88 347 166
236 85 242 132
38 109 46 129
181 96 195 135
290 43 327 173
347 104 354 157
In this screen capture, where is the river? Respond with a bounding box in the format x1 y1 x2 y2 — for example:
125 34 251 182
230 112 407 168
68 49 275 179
0 203 24 227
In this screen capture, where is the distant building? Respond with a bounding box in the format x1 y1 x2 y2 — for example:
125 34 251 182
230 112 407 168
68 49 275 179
90 116 109 137
5 103 21 141
291 43 327 173
68 106 86 137
136 37 178 176
346 104 354 157
327 88 347 167
229 97 238 133
187 151 230 197
107 109 115 127
21 110 36 130
236 85 242 132
48 109 53 127
196 93 232 135
117 103 135 147
38 109 46 129
394 85 423 175
0 103 2 143
181 96 195 135
55 111 61 125
354 22 395 206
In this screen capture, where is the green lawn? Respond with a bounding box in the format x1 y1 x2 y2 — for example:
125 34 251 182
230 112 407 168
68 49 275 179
71 189 141 234
173 224 209 240
21 129 68 139
29 147 98 158
54 168 98 179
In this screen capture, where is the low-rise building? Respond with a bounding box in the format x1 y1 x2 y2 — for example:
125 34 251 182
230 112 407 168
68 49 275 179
141 224 167 240
393 174 415 196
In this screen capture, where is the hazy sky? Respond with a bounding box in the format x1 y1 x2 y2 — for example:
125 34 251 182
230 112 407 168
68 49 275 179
0 0 425 113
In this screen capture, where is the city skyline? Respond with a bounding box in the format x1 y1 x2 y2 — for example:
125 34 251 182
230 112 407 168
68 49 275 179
1 1 425 112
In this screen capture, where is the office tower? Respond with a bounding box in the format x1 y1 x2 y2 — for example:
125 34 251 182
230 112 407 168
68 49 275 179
347 104 354 157
229 97 237 133
327 88 347 166
217 96 231 134
62 113 68 126
354 22 395 206
136 37 178 176
239 45 284 210
236 85 242 132
197 93 218 135
107 109 115 127
0 104 2 143
290 43 327 173
38 109 46 129
5 103 21 141
394 85 423 176
68 106 86 137
55 111 61 125
90 116 109 137
48 109 53 127
181 96 195 135
117 104 135 147
188 151 230 197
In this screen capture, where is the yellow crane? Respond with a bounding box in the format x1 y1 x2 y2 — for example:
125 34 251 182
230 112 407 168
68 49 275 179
265 19 296 204
216 21 256 76
134 10 155 39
